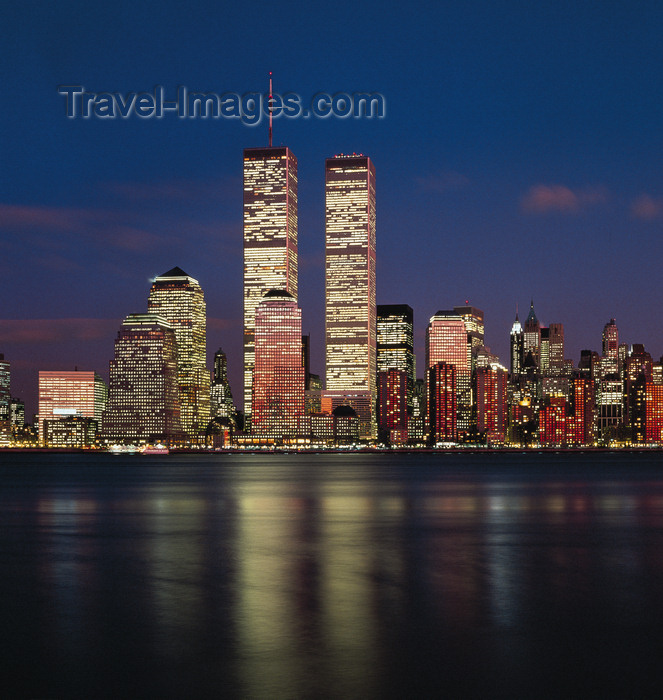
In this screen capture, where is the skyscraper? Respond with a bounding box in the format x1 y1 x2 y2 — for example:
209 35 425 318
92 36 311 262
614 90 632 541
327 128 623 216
243 147 298 428
476 364 508 444
0 353 9 423
210 348 235 423
38 370 107 445
453 305 484 372
324 154 376 438
601 318 619 376
102 314 181 444
426 310 471 435
377 304 414 408
147 266 210 440
427 362 457 443
510 312 523 376
252 290 304 439
548 323 565 375
523 300 541 367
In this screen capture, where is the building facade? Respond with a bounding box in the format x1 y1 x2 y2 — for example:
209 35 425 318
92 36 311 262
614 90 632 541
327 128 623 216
324 154 376 438
252 290 305 439
147 266 210 440
38 370 107 445
102 314 181 444
243 146 298 428
377 305 415 409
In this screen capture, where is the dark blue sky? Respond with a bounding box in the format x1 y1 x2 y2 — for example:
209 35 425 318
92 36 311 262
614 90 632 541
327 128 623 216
2 1 663 416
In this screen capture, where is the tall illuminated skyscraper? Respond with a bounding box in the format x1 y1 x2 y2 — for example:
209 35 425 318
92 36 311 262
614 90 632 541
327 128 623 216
377 304 414 408
0 353 10 423
523 300 541 368
243 147 298 427
148 266 210 440
102 314 181 444
324 154 376 438
426 310 471 435
510 312 524 376
252 290 304 438
602 318 619 376
210 348 235 422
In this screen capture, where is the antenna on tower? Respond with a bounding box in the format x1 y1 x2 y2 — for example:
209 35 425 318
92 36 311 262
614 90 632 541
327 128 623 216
268 71 273 147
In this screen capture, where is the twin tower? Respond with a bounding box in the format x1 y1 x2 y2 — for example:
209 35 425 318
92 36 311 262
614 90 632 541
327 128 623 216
243 147 377 438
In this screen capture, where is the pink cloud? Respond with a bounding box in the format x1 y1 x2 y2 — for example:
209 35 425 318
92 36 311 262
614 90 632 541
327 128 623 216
521 184 607 214
631 194 663 220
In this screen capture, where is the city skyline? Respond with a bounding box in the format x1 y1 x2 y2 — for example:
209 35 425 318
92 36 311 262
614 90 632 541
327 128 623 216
3 3 663 417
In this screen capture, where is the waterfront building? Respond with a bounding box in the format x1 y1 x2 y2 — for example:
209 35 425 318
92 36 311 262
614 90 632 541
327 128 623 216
243 146 298 427
252 290 304 439
426 310 471 435
377 368 408 442
147 266 210 441
0 353 10 423
476 364 508 444
38 370 107 446
646 382 663 444
427 362 457 444
325 154 376 438
102 314 181 444
210 348 235 423
44 416 98 448
377 304 414 407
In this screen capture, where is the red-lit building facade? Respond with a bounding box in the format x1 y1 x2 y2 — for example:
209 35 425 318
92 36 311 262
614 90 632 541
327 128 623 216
252 290 305 439
427 362 456 443
476 365 507 444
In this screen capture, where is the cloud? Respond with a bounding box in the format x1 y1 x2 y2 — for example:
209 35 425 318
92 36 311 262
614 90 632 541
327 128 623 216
521 184 607 214
106 176 241 204
0 318 120 344
630 194 663 220
416 171 469 194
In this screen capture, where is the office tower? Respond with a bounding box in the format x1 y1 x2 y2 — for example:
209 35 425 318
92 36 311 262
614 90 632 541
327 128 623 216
624 345 653 429
210 348 235 422
409 378 426 442
476 364 508 444
324 154 376 438
646 382 663 444
377 304 414 407
427 362 456 443
147 266 210 440
548 323 565 375
597 376 623 435
453 305 484 372
377 368 408 441
568 376 594 445
243 146 298 427
38 370 107 445
102 314 181 444
9 398 25 428
510 312 523 376
426 310 471 435
540 327 550 373
0 353 9 422
602 318 619 372
539 396 567 446
523 300 541 368
252 290 304 438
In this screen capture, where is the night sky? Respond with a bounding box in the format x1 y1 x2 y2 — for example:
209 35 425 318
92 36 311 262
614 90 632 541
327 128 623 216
2 1 663 417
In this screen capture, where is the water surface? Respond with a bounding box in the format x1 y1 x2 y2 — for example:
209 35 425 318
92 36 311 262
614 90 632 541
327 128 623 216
2 451 663 698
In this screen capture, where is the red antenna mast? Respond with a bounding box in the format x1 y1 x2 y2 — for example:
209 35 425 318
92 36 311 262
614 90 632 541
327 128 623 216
268 72 273 147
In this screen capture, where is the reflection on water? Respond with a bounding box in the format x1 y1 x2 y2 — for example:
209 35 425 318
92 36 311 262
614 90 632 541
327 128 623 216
2 451 663 698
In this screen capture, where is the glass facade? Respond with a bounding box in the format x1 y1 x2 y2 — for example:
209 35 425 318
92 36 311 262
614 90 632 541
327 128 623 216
426 311 471 433
243 147 298 427
252 291 304 438
102 314 181 444
38 370 107 446
325 155 376 438
148 267 210 440
377 304 414 409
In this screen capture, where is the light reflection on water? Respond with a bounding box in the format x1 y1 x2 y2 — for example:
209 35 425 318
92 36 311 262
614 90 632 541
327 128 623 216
2 451 663 698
